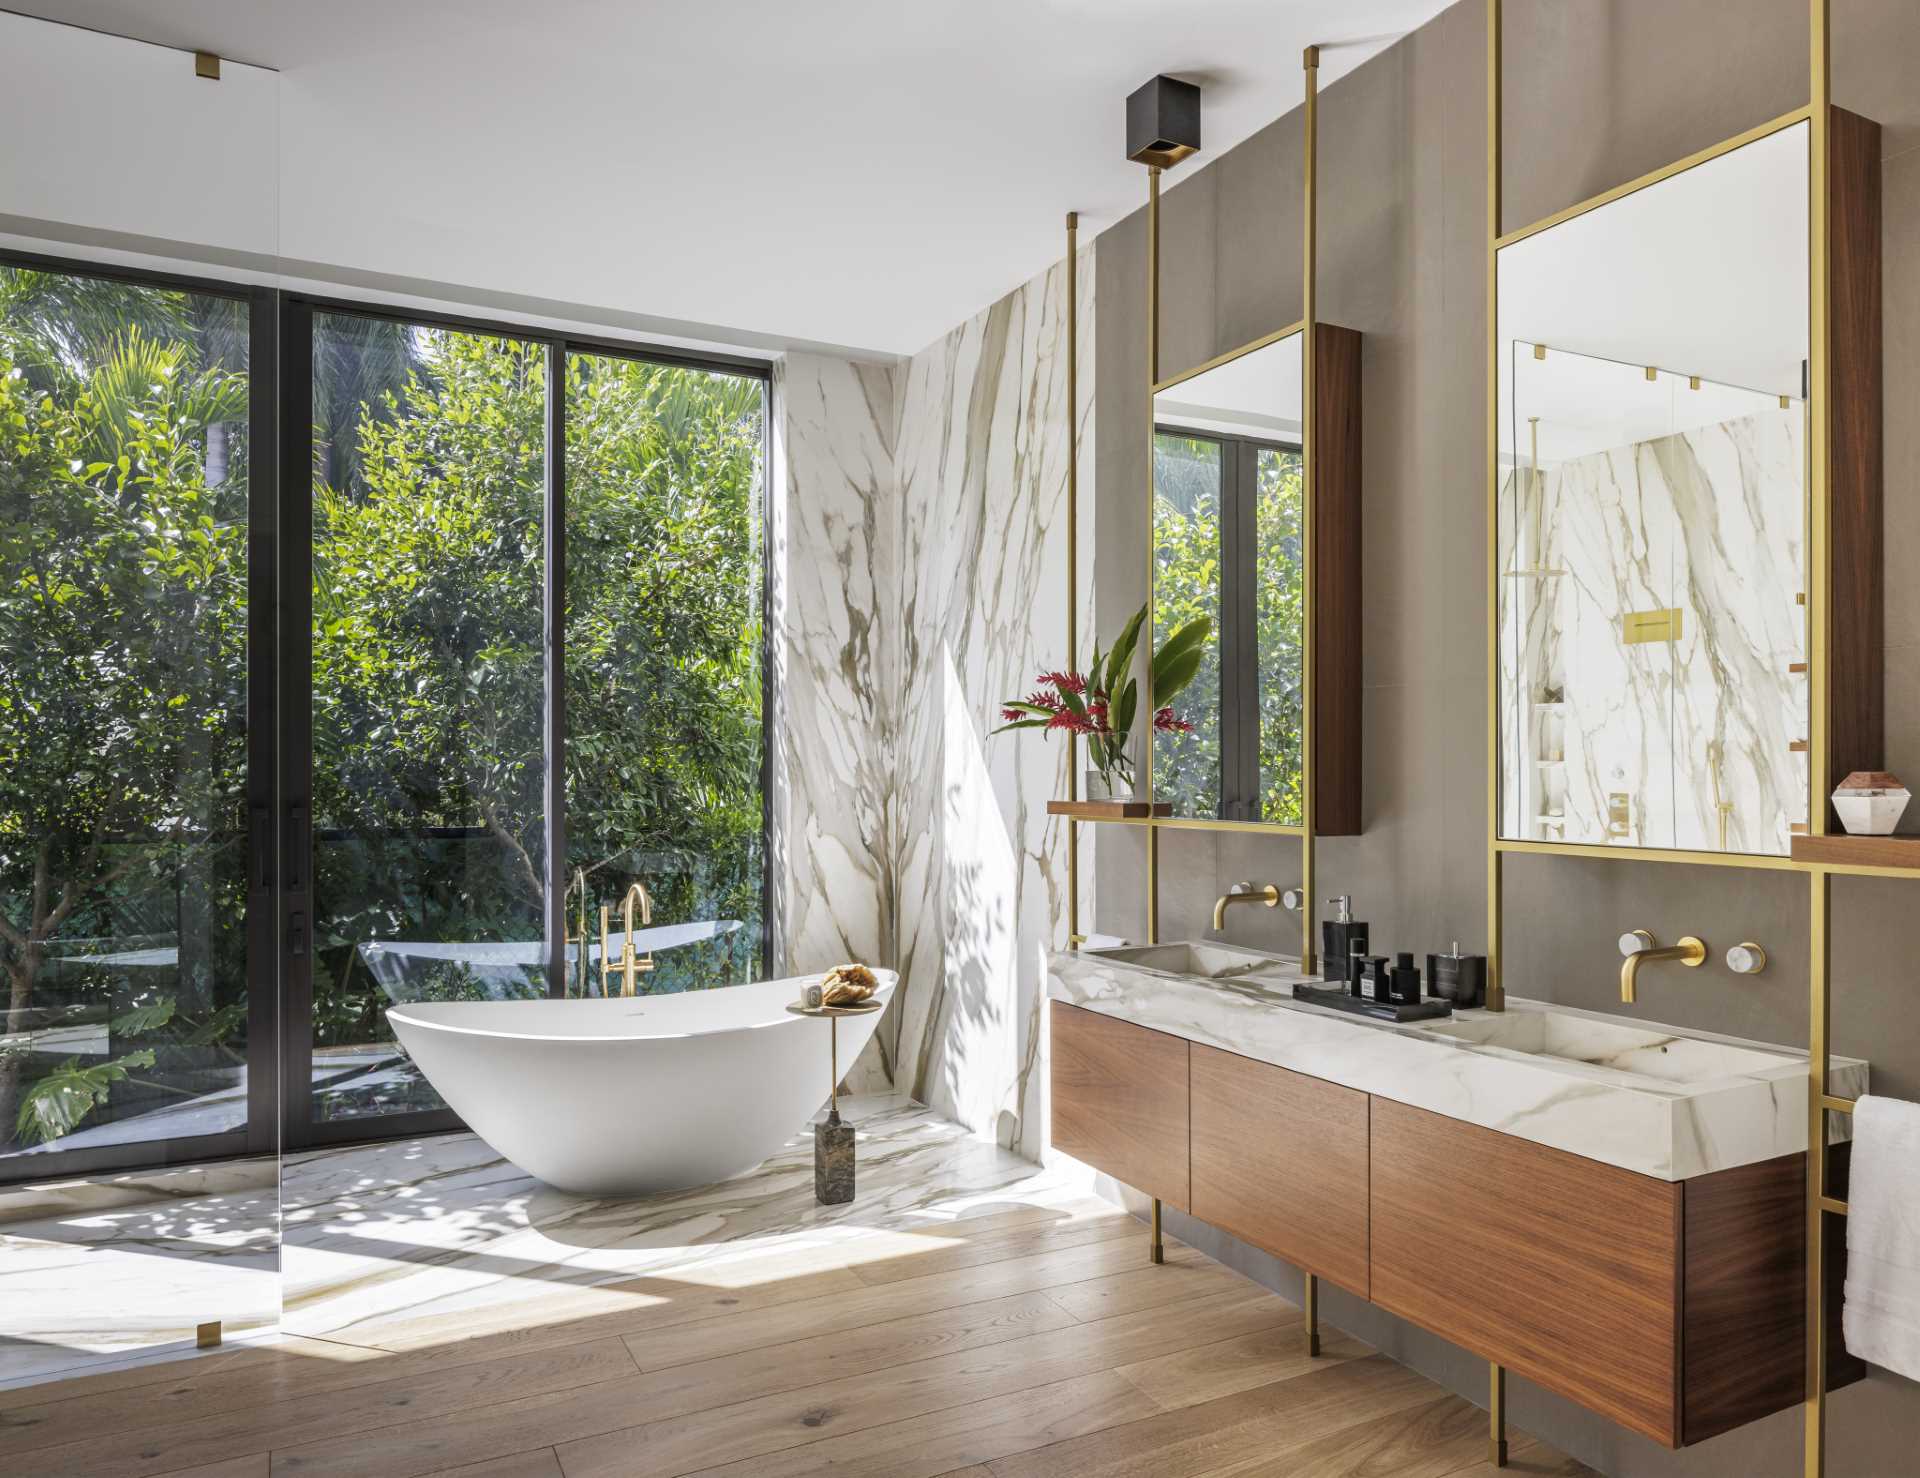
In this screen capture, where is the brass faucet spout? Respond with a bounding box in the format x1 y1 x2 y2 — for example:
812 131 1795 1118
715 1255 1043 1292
1213 884 1281 932
1618 931 1707 1003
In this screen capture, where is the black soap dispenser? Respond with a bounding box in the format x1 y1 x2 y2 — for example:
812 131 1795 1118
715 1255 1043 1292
1323 896 1368 982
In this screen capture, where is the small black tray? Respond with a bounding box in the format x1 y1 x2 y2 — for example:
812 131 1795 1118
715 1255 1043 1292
1291 984 1453 1023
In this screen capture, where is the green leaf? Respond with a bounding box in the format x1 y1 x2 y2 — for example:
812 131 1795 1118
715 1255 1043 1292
16 1051 157 1145
1104 603 1147 696
111 997 176 1037
1113 678 1137 741
1151 615 1212 705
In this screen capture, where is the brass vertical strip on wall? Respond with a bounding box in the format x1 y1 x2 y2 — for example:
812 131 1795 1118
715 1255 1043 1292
1483 0 1507 1012
1300 46 1320 973
1804 3 1833 1473
1066 211 1081 951
1146 166 1162 945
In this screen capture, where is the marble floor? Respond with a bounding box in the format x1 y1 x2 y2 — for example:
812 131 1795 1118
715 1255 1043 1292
0 1095 1590 1478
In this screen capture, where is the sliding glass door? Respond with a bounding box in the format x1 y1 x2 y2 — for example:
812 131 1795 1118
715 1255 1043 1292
0 258 274 1181
299 312 549 1128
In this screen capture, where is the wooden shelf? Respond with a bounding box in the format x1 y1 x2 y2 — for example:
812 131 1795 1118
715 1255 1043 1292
1791 834 1920 873
1047 799 1171 820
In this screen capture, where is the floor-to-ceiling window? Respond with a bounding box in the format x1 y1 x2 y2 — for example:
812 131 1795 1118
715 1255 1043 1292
304 314 549 1124
0 261 266 1174
563 352 767 995
0 257 773 1177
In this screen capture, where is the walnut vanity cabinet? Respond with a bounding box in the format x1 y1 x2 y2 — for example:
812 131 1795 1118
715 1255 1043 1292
1048 1001 1189 1210
1189 1043 1369 1297
1369 1098 1860 1448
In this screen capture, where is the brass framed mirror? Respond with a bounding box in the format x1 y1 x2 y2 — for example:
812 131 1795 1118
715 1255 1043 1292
1493 117 1813 859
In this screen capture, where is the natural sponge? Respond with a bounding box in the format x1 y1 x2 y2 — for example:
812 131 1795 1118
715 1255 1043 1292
820 962 878 1007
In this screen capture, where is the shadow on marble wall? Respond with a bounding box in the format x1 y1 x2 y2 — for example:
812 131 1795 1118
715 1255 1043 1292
777 248 1095 1160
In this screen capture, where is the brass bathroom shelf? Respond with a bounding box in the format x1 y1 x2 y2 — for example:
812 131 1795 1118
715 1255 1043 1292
1048 799 1171 820
1791 834 1920 874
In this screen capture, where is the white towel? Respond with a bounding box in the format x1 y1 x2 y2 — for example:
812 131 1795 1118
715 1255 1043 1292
1843 1094 1920 1382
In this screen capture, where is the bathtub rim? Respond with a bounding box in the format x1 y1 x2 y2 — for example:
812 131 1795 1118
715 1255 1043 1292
385 970 898 1045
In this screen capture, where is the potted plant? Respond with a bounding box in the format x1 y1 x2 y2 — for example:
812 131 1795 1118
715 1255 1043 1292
995 604 1211 800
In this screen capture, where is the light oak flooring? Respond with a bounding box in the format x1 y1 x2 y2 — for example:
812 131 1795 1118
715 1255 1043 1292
0 1192 1593 1477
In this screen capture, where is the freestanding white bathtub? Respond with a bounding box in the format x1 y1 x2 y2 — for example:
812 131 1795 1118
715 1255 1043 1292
386 971 897 1197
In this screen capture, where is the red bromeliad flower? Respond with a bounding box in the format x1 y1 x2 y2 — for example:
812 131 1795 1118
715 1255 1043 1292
1038 670 1086 695
1153 706 1193 734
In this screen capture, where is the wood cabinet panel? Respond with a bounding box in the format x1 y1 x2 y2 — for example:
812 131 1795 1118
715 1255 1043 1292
1190 1044 1369 1297
1369 1098 1682 1447
1049 1002 1189 1211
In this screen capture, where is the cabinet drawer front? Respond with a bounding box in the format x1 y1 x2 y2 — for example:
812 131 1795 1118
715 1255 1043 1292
1191 1044 1369 1296
1370 1098 1681 1447
1049 1001 1189 1210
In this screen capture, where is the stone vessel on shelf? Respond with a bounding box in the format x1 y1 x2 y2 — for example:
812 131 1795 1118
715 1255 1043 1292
1831 770 1911 836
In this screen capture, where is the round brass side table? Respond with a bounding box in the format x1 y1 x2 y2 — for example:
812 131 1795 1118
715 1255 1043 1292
786 999 881 1204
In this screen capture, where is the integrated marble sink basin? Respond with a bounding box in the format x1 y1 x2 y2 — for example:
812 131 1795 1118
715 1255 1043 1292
1050 943 1868 1180
1410 1011 1797 1084
1091 940 1298 982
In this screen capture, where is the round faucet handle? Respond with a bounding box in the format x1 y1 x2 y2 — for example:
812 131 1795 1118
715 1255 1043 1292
1619 929 1656 957
1280 887 1304 912
1726 942 1768 975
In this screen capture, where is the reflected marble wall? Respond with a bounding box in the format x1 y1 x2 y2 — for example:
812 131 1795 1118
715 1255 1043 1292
1499 407 1805 851
776 251 1096 1151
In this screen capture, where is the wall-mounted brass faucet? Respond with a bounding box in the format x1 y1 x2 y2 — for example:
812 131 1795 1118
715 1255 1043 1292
1213 882 1297 932
1617 929 1707 1004
601 881 656 996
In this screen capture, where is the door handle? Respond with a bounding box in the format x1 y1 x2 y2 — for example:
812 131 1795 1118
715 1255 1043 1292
288 911 307 958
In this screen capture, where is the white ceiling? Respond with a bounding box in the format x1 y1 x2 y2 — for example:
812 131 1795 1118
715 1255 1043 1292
5 0 1448 357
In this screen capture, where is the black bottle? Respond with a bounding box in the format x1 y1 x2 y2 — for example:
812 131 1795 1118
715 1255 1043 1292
1323 895 1368 983
1359 954 1393 1003
1389 952 1423 1006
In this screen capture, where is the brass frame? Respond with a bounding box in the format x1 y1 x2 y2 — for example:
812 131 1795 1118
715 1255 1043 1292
1487 100 1818 874
1094 55 1319 968
1484 4 1853 1476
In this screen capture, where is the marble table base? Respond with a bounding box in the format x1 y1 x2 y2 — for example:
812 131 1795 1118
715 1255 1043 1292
815 1108 855 1204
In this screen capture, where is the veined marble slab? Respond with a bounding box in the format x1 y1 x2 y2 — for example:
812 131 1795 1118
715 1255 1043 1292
1049 946 1866 1181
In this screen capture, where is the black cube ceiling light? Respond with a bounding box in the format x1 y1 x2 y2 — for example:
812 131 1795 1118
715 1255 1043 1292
1125 74 1201 168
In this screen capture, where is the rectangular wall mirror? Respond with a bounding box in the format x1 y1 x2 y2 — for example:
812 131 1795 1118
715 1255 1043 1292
1496 120 1810 856
1152 329 1304 825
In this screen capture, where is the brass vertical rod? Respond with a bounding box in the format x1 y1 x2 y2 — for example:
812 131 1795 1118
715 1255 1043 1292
1300 44 1320 974
1303 1271 1321 1356
1805 3 1832 1476
1145 165 1163 946
1066 210 1081 951
1807 867 1831 1478
1490 1362 1509 1467
1484 0 1507 1012
1149 1196 1164 1264
830 1016 839 1115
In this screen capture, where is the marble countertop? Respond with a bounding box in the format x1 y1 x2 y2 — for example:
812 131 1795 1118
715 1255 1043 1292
1047 945 1867 1181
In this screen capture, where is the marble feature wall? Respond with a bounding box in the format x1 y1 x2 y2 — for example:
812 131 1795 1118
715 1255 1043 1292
774 254 1095 1141
1498 408 1806 852
773 353 902 1090
891 250 1095 1159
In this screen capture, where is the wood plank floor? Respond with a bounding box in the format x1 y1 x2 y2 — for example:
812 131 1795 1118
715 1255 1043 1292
0 1202 1596 1478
